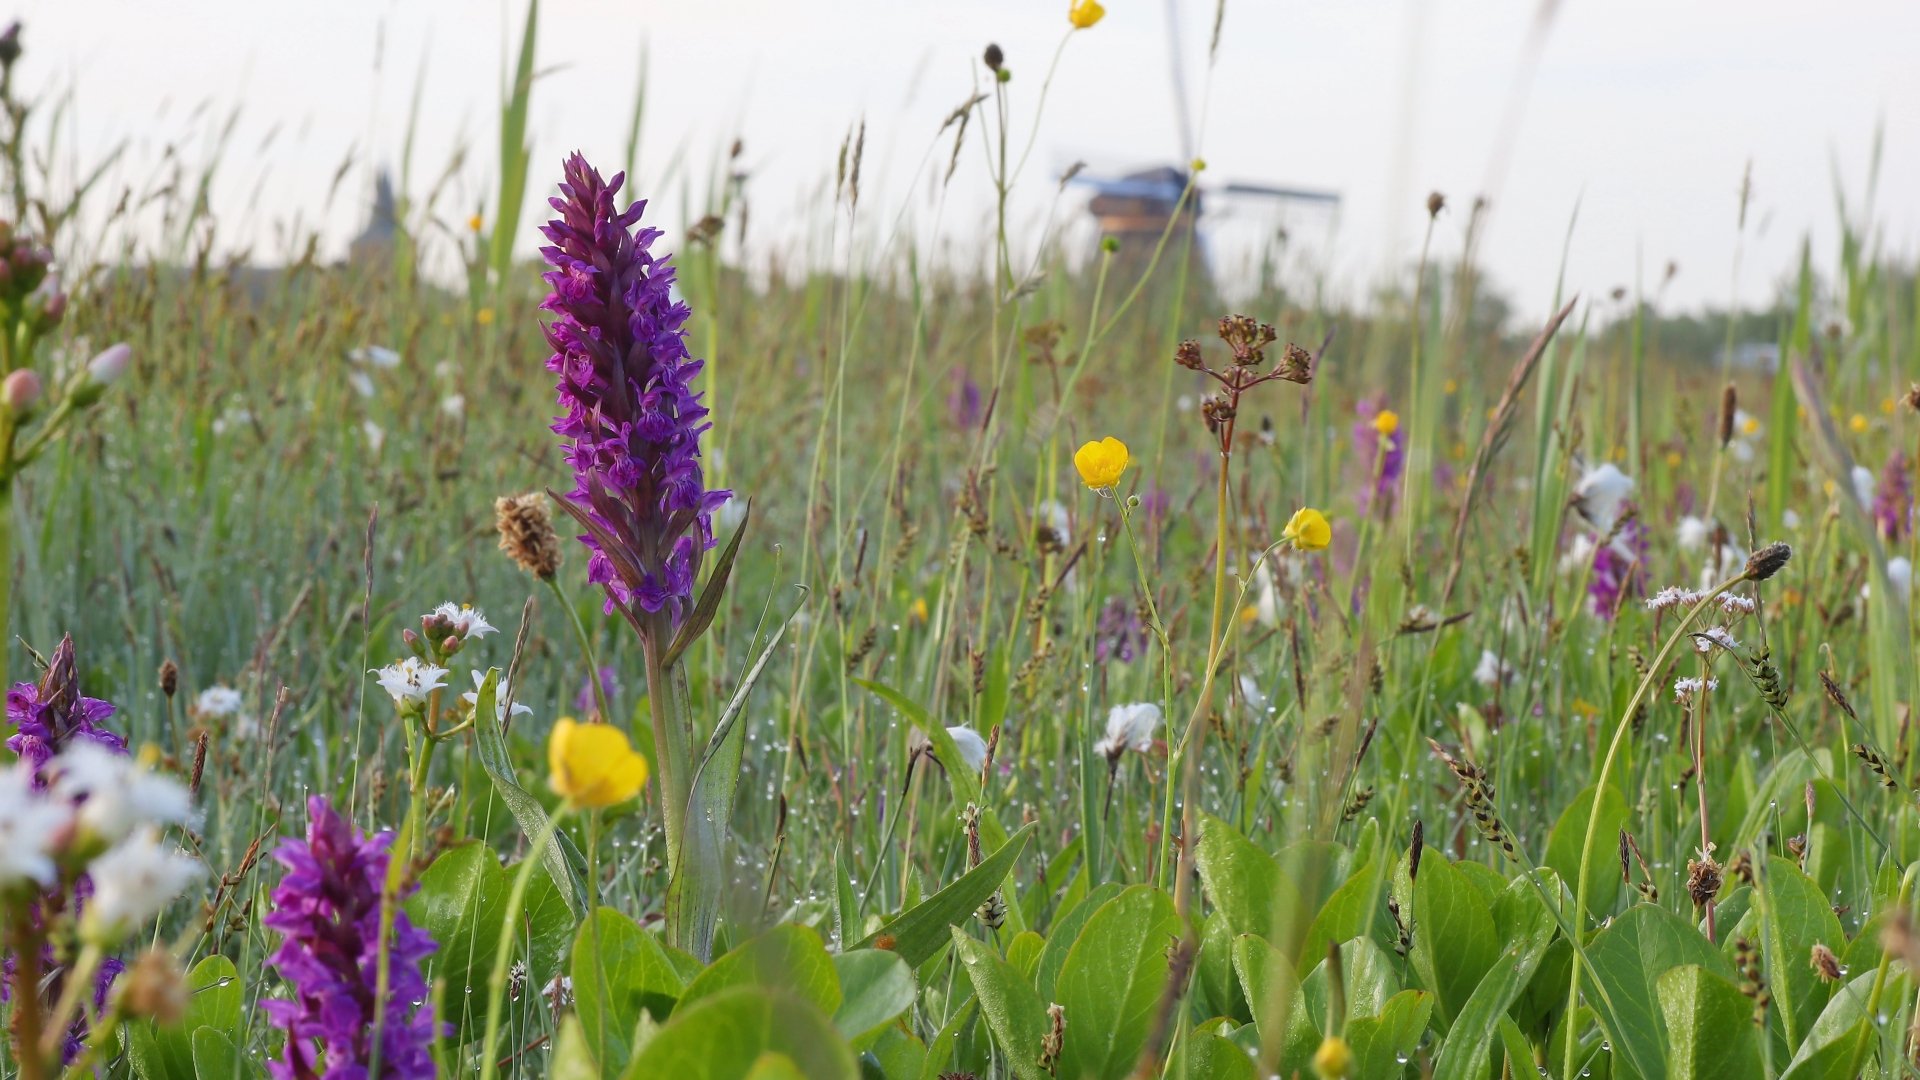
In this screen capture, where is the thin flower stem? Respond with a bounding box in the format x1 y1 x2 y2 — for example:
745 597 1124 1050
38 942 102 1063
1562 573 1741 1072
545 576 610 723
478 807 568 1080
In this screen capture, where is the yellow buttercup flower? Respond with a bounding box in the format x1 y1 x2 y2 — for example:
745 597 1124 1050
1282 507 1331 551
476 307 496 327
548 717 649 809
1074 437 1130 491
1068 0 1106 29
1849 413 1869 434
1372 409 1399 437
1442 378 1458 395
909 597 930 623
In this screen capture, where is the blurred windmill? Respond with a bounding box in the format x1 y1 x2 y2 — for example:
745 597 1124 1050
1069 0 1338 281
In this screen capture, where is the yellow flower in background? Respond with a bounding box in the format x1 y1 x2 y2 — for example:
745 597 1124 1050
467 213 484 233
1884 397 1898 415
1665 451 1682 468
476 307 496 327
1849 413 1870 433
1074 437 1130 491
1442 378 1459 395
1282 507 1331 551
1311 1034 1353 1079
1742 414 1761 435
1239 604 1259 628
548 717 648 808
909 597 930 623
1069 0 1106 29
1372 409 1399 437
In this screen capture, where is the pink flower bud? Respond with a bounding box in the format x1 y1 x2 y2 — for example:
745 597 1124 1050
86 343 132 386
3 368 40 414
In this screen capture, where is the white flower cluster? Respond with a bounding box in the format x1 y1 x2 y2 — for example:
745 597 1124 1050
1691 626 1741 654
0 750 202 944
1672 676 1719 700
1645 587 1756 616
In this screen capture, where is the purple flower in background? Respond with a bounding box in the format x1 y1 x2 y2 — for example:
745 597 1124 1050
1874 453 1911 543
6 634 126 782
1351 397 1404 514
1586 517 1647 619
1095 597 1143 664
263 796 438 1080
948 367 982 430
575 665 621 715
541 154 730 627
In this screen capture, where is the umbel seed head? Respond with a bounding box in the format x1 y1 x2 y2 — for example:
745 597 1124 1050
1744 542 1792 581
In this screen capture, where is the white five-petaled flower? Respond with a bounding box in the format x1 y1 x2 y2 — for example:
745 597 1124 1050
460 669 533 723
51 743 199 844
373 657 449 705
1691 626 1740 654
0 762 71 887
1473 649 1516 688
81 828 203 944
946 726 989 773
193 685 244 718
429 602 498 639
1096 703 1162 760
1672 676 1718 700
1572 462 1635 534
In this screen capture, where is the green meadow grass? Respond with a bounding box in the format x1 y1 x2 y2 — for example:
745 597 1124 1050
7 6 1920 1078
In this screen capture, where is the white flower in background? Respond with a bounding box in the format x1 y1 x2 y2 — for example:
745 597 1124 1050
1095 703 1162 759
460 669 533 723
440 393 466 418
1692 626 1740 653
1729 410 1763 463
1239 673 1270 714
428 602 498 640
1676 516 1711 552
193 685 244 719
362 420 385 452
1782 509 1802 530
1865 557 1914 604
434 358 457 380
1473 650 1516 688
52 743 198 843
1852 465 1876 510
349 345 403 369
1251 559 1282 629
211 406 253 436
946 726 989 773
1672 676 1718 700
715 496 748 533
1572 462 1635 533
1697 544 1746 591
1558 533 1598 574
373 657 448 705
82 829 203 944
0 763 71 887
348 370 376 399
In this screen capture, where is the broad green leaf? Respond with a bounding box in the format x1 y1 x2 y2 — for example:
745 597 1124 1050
950 928 1051 1080
854 822 1035 967
620 986 858 1080
1183 1030 1258 1080
1300 937 1401 1027
866 1023 928 1080
573 907 689 1068
1429 873 1559 1080
681 923 841 1017
1758 856 1843 1050
1657 964 1762 1080
1586 902 1740 1080
551 1015 600 1080
1196 813 1308 958
1194 909 1251 1022
1778 1020 1872 1080
1232 933 1315 1074
1402 853 1498 1028
1299 859 1394 975
128 954 243 1080
1780 968 1895 1079
1544 784 1630 915
189 1027 262 1080
1005 929 1045 983
1056 885 1184 1080
407 841 573 1042
1036 881 1124 1002
831 949 917 1047
1346 990 1433 1079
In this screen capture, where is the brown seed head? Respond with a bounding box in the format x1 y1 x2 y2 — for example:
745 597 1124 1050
1904 384 1920 413
1743 542 1792 581
983 43 1004 71
158 658 179 699
1173 338 1205 371
1426 191 1445 218
1686 851 1723 910
1809 943 1842 982
495 493 563 579
119 949 189 1025
1277 342 1314 385
1718 384 1737 449
1217 314 1277 367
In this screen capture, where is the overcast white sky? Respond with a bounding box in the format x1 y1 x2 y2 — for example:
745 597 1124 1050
23 0 1920 321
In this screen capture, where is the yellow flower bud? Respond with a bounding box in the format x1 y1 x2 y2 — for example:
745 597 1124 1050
1074 436 1130 491
1068 0 1106 28
1282 507 1331 552
548 717 649 809
1312 1035 1353 1078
